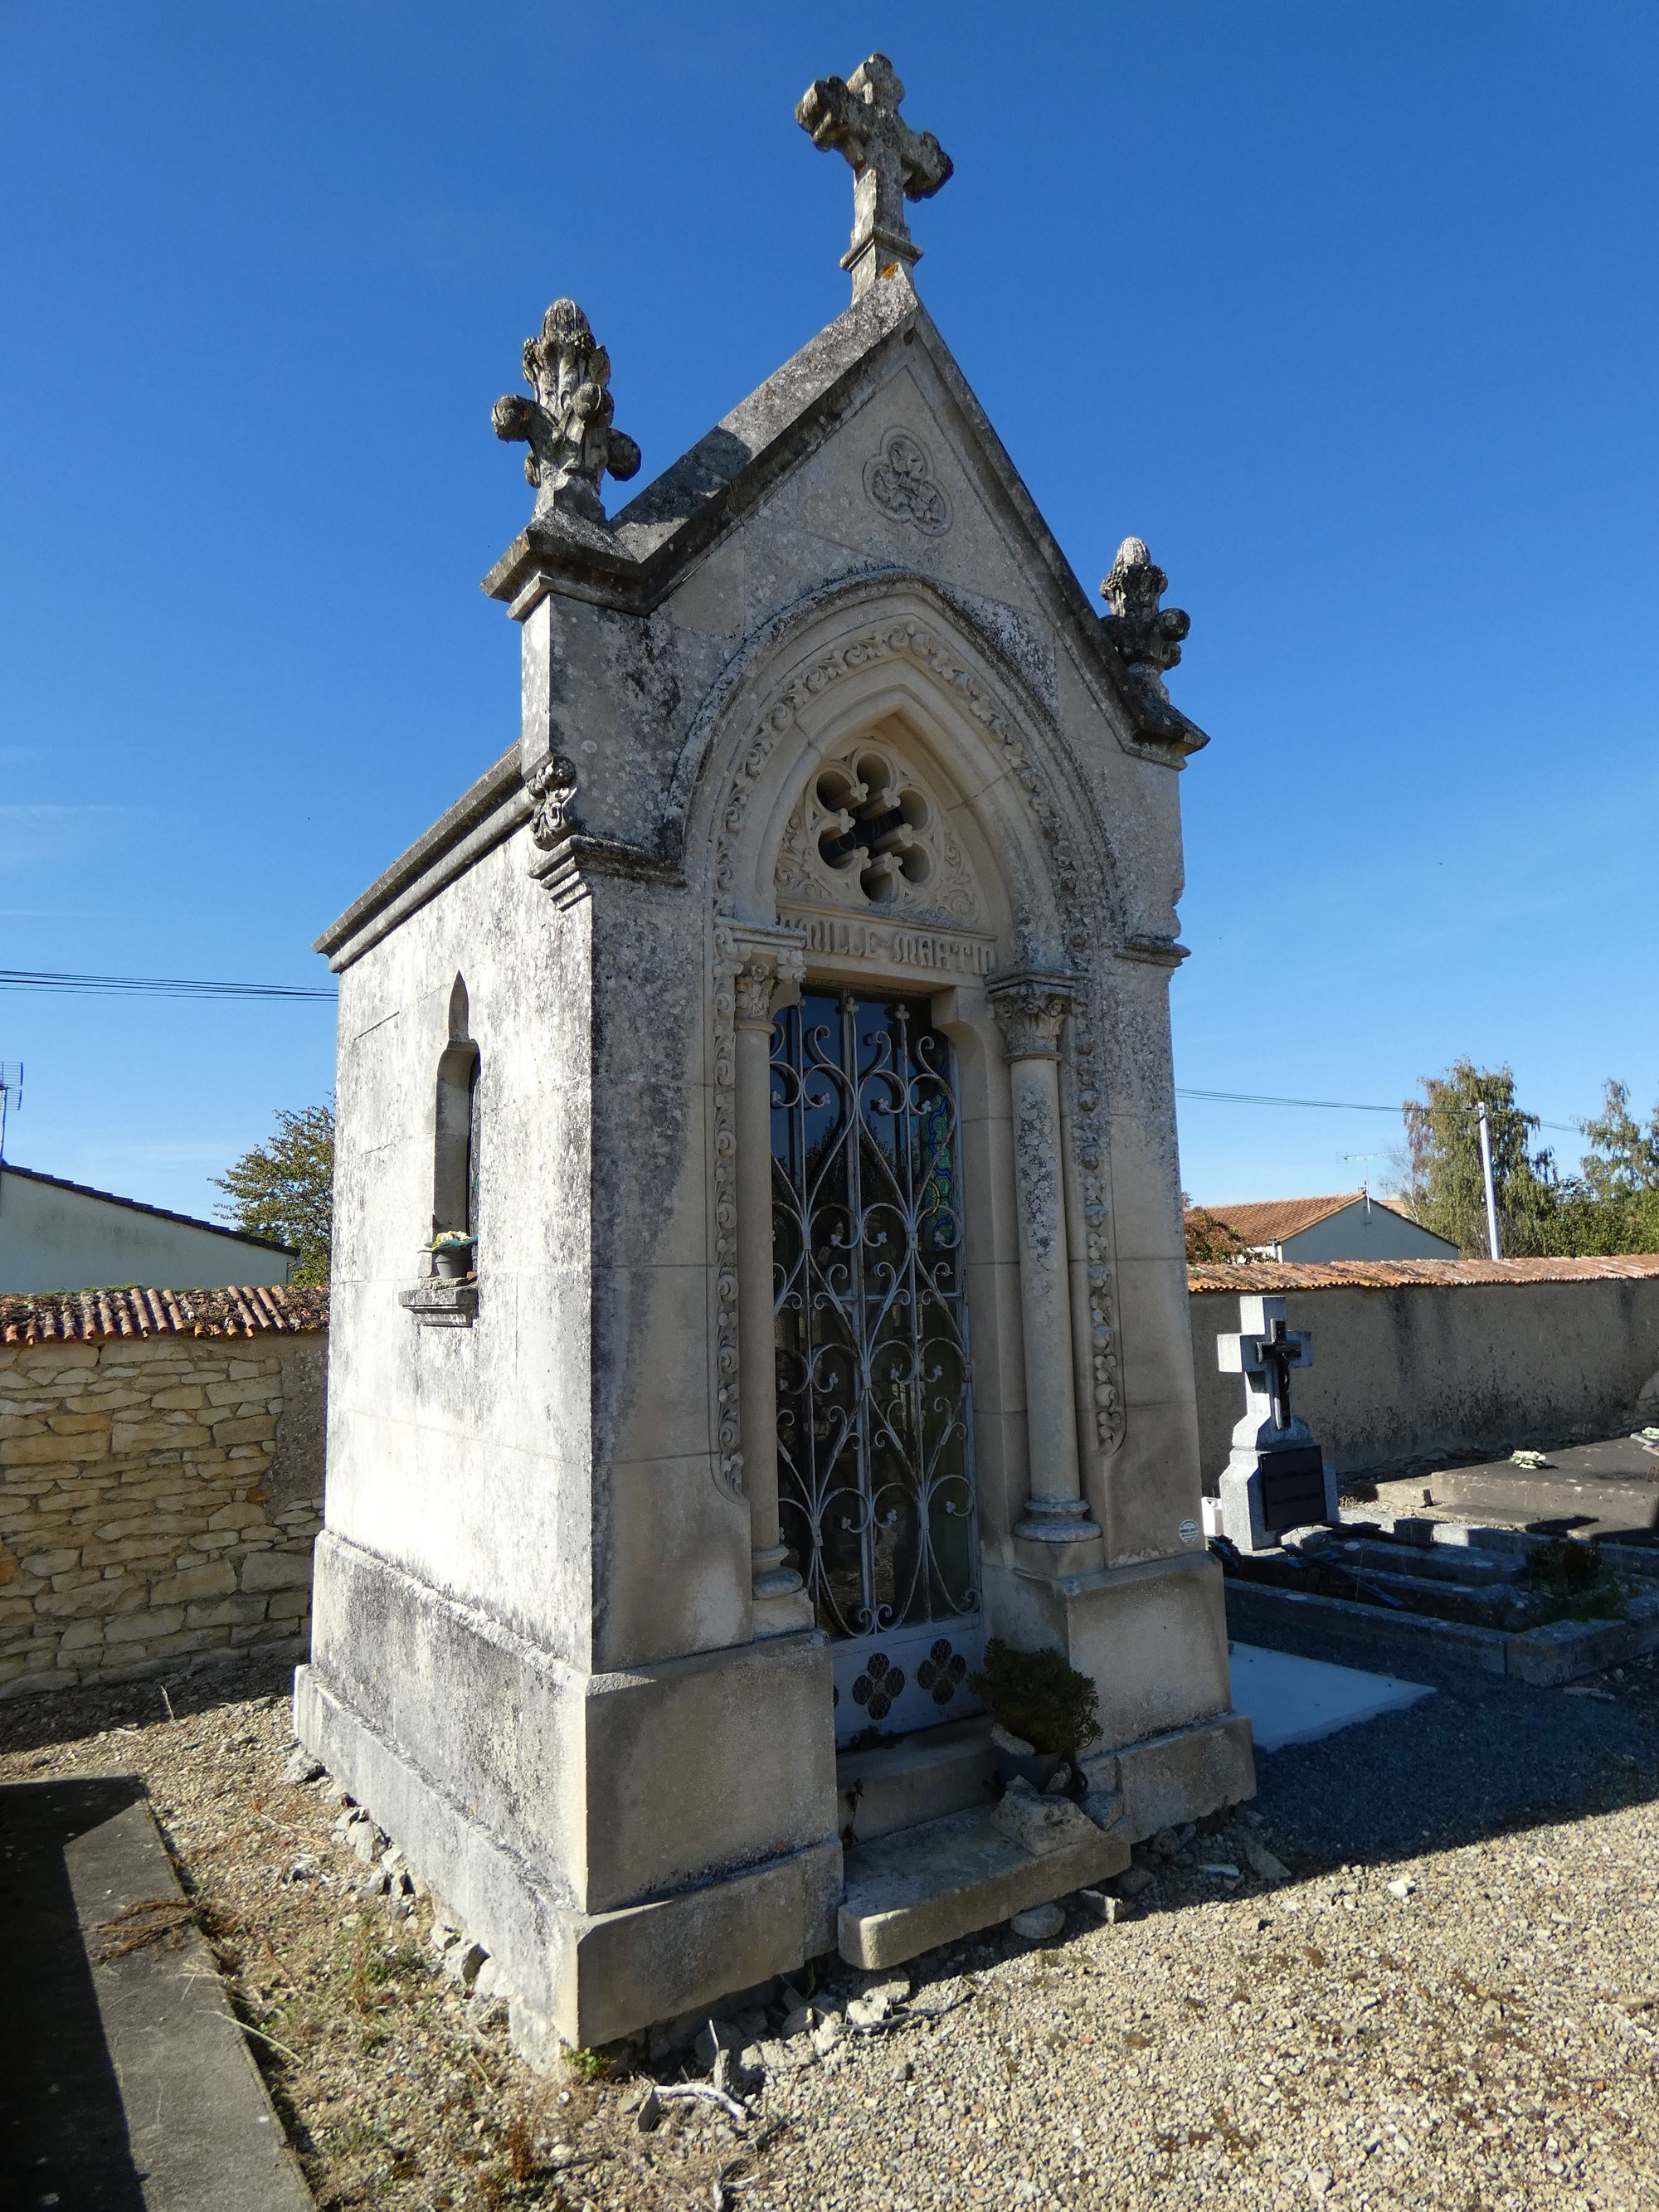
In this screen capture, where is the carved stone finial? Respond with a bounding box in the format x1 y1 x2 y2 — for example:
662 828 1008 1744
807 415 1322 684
796 52 952 297
1100 538 1190 685
491 299 642 527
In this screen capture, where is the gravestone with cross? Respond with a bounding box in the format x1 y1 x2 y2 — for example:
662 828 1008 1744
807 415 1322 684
1209 1295 1338 1550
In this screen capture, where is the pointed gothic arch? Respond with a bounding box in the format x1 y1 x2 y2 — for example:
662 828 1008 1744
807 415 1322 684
433 975 481 1252
688 583 1129 1718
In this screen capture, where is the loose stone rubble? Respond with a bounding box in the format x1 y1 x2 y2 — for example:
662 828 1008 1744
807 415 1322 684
8 1653 1659 2207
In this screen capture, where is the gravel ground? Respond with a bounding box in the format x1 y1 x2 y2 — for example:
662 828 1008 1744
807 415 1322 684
4 1646 1659 2210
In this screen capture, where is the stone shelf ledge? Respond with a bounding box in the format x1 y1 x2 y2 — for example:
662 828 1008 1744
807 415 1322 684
399 1281 479 1330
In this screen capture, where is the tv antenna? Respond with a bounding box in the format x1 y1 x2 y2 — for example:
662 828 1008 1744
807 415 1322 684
0 1062 21 1164
1341 1149 1397 1199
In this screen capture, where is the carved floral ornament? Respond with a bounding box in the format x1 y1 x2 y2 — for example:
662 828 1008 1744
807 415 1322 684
492 299 641 527
706 618 1126 1490
525 752 579 849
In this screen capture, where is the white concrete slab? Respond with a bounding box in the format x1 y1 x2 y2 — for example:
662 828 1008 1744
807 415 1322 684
1228 1641 1434 1753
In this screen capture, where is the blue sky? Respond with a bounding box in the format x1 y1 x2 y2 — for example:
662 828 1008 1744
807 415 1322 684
2 2 1655 1223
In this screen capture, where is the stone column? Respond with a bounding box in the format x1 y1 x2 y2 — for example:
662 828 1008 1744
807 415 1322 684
989 974 1102 1548
731 944 812 1629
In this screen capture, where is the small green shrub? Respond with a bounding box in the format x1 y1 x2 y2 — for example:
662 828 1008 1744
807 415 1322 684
1527 1538 1600 1595
1511 1538 1632 1627
970 1637 1102 1757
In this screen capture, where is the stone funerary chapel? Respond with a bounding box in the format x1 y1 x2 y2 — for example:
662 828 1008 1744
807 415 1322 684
299 55 1253 2052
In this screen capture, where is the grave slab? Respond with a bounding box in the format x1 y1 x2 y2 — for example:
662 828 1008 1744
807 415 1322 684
1428 1435 1659 1540
1227 1641 1433 1753
0 1774 313 2210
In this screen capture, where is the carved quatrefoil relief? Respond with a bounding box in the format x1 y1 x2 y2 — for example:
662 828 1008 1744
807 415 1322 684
774 736 987 928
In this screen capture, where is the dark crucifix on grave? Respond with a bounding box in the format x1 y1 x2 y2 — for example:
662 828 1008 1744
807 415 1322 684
1256 1316 1308 1434
1212 1296 1336 1551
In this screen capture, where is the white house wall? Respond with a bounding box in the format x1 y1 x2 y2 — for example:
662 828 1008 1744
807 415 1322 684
0 1170 289 1293
1281 1202 1460 1264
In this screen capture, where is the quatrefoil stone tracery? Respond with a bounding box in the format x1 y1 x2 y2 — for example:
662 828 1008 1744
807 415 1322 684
773 738 985 928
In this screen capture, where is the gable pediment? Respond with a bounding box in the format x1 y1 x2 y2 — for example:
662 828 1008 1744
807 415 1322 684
483 271 1207 764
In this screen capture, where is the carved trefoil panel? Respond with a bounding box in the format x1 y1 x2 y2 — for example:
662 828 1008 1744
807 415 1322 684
864 430 952 537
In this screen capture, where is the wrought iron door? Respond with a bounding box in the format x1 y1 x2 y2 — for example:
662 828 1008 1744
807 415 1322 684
771 990 984 1744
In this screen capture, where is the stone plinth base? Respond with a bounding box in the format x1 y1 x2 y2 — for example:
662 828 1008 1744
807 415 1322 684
1088 1710 1257 1841
298 1668 842 2048
1215 1445 1338 1553
296 1533 841 2052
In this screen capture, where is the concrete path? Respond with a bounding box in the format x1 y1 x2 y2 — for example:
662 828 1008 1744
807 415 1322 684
0 1774 312 2211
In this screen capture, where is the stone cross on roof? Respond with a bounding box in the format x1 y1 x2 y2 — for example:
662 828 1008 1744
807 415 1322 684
1218 1296 1313 1441
796 52 953 298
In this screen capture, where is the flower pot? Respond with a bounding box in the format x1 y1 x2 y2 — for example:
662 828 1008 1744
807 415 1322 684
995 1746 1068 1792
432 1246 474 1281
989 1722 1067 1794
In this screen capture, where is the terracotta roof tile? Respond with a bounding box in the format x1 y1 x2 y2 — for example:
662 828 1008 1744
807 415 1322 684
0 1284 328 1348
1189 1193 1404 1246
1187 1256 1659 1294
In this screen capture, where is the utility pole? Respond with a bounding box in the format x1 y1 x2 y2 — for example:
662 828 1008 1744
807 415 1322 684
0 1062 20 1165
1475 1099 1501 1260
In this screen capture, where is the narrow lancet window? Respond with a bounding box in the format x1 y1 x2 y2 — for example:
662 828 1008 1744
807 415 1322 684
433 977 481 1270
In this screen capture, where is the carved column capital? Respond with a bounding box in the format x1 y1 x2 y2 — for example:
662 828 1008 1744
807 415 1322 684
988 970 1079 1062
716 926 806 1033
732 955 786 1029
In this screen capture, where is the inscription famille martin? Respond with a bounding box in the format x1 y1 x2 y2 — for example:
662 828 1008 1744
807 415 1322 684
780 909 995 976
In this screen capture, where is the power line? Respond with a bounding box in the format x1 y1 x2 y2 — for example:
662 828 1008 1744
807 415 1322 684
0 968 337 1003
1175 1085 1582 1135
0 969 1592 1136
1177 1086 1400 1116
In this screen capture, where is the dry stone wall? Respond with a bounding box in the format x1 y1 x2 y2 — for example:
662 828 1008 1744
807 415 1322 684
0 1332 325 1698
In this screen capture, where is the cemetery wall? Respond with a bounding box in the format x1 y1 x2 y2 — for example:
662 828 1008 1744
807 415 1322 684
8 1257 1657 1699
1188 1257 1659 1484
0 1287 327 1699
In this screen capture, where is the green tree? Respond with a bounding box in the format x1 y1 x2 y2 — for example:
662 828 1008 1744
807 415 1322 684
1401 1061 1559 1257
1183 1197 1249 1263
215 1102 334 1285
1553 1080 1659 1254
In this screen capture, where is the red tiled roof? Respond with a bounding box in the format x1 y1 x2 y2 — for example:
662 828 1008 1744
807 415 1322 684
0 1284 329 1348
1187 1256 1659 1293
1189 1193 1418 1246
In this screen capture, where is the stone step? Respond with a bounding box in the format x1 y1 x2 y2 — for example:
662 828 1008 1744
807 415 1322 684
836 1719 998 1844
838 1803 1130 1971
1233 1548 1515 1627
1324 1537 1524 1587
